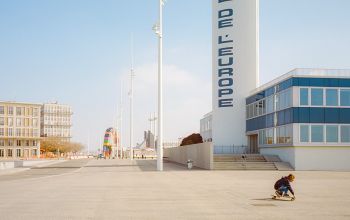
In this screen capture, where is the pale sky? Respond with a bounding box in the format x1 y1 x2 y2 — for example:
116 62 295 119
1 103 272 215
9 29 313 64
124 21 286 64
1 0 350 152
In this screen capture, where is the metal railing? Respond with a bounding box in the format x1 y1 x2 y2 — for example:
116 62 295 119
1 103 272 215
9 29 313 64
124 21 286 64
213 145 248 155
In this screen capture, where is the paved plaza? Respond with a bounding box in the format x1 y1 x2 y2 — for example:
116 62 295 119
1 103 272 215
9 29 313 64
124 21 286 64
0 159 350 220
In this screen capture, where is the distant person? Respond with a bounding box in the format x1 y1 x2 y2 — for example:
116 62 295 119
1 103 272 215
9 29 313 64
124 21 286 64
274 174 295 199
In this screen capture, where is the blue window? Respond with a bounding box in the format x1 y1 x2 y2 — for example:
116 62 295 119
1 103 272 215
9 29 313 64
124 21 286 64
311 125 323 142
340 89 350 106
326 125 338 143
311 88 323 106
300 88 309 106
326 89 338 106
341 125 350 143
300 125 309 142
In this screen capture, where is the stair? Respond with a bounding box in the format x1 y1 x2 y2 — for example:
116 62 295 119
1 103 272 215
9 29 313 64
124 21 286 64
213 154 292 170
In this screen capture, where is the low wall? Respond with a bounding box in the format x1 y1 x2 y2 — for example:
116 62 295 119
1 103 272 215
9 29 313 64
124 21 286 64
164 142 213 170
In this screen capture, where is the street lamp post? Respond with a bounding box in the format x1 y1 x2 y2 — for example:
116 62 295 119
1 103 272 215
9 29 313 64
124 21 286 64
153 0 165 171
129 37 135 161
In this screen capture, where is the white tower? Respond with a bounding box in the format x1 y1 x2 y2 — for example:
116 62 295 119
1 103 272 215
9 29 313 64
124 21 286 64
212 0 259 147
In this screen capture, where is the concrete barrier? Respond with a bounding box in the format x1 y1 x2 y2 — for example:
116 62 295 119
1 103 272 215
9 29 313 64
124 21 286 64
164 142 213 170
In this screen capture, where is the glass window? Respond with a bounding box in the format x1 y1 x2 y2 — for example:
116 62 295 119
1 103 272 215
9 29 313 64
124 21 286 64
300 88 309 106
0 149 4 157
326 125 338 143
0 106 4 114
8 106 13 115
32 149 37 157
259 130 265 145
340 89 350 106
0 128 4 136
311 88 323 106
16 107 22 116
16 118 21 127
300 125 309 142
0 117 4 126
341 125 350 142
8 140 13 146
16 149 21 157
311 125 324 142
266 96 274 113
266 128 274 144
285 125 292 144
7 149 13 157
16 140 21 146
277 126 286 144
0 140 4 146
326 89 338 106
8 128 13 136
8 118 13 127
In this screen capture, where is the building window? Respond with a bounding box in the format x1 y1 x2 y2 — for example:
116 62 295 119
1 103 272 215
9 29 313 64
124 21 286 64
16 128 21 137
326 125 338 143
8 106 13 115
8 140 13 146
259 130 266 145
266 96 274 114
16 118 21 127
300 88 309 106
0 149 4 157
33 119 38 127
8 118 13 127
0 106 4 114
0 117 4 126
8 128 13 137
16 149 21 157
266 128 274 144
16 140 21 146
33 108 39 117
311 88 323 106
16 107 22 116
311 125 324 142
340 89 350 106
326 89 338 106
341 125 350 143
300 125 309 142
32 149 37 157
0 128 4 136
0 140 4 146
7 149 13 157
26 140 30 146
33 140 37 146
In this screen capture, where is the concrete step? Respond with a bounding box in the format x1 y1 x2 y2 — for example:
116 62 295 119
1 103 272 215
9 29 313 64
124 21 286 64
214 162 277 170
214 154 267 162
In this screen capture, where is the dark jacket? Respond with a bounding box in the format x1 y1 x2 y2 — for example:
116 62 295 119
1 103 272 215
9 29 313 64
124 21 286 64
274 176 294 195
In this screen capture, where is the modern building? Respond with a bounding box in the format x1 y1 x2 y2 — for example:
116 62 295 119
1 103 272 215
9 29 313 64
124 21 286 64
200 112 212 142
245 69 350 170
41 102 72 142
0 101 41 159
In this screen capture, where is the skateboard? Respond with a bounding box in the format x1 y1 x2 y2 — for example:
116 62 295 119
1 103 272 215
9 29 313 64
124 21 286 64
271 195 295 201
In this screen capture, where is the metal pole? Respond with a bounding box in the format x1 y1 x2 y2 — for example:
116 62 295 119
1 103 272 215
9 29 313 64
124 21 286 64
120 84 123 159
157 0 163 171
130 36 134 161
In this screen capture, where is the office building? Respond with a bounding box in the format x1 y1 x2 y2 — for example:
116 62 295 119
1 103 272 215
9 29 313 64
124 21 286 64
41 102 72 141
0 101 41 159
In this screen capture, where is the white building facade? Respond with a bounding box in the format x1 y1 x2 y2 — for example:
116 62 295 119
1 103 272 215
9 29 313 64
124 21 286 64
41 103 72 141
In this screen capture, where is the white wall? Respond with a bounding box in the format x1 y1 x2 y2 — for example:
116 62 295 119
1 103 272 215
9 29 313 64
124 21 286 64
260 147 296 168
295 148 350 171
164 142 213 170
212 0 259 147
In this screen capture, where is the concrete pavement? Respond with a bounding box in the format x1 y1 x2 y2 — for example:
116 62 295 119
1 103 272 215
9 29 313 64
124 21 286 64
0 159 349 219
